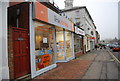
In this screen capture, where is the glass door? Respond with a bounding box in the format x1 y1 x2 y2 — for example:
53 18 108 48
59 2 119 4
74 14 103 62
56 28 65 61
65 31 73 59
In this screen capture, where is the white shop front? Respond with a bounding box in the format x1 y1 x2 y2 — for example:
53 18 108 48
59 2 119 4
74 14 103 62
74 26 85 57
30 2 74 78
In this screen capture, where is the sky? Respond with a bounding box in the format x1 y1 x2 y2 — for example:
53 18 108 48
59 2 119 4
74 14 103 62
54 0 119 40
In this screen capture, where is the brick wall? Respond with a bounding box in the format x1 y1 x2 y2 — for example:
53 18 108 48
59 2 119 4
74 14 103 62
8 27 14 79
75 52 83 58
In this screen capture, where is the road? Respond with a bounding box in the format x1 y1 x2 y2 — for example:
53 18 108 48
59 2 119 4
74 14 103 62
111 51 120 61
82 49 119 80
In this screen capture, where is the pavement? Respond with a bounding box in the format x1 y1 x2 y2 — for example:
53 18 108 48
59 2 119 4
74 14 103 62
33 51 96 79
82 49 119 80
31 49 119 80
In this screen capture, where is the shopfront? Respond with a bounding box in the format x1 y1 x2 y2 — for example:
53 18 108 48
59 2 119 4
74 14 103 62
34 21 55 71
56 28 65 61
85 35 91 52
74 26 85 57
56 28 74 62
90 37 95 51
30 2 74 78
65 30 73 60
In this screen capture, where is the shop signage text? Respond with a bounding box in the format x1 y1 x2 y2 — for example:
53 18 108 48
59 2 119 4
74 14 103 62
54 15 68 28
75 26 85 35
90 37 95 39
34 2 74 32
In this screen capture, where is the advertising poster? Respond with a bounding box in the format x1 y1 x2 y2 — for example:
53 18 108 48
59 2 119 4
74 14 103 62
36 50 52 71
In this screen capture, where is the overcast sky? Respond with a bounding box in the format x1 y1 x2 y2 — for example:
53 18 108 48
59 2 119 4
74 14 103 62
54 0 119 40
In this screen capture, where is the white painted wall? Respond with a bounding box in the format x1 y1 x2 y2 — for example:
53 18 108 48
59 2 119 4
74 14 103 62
0 2 2 81
2 2 9 79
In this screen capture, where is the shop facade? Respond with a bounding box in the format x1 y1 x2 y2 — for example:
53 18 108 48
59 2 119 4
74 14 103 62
90 37 95 51
7 2 74 79
74 26 85 57
55 27 74 62
30 2 74 78
84 34 91 52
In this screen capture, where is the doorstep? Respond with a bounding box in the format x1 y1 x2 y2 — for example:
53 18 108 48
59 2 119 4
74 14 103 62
14 74 31 81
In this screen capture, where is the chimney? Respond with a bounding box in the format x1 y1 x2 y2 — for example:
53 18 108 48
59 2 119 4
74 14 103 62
64 0 74 9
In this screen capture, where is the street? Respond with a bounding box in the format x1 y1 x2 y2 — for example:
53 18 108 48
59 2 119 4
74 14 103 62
1 1 120 80
110 50 120 61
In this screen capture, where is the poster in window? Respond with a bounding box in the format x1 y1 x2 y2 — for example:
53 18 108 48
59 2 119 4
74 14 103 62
43 37 47 43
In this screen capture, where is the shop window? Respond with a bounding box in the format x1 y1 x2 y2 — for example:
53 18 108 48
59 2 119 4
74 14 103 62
65 31 73 59
91 31 94 35
56 28 65 60
34 21 55 71
74 34 82 53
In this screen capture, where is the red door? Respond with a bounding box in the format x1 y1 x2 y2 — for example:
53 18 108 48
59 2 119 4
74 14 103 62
12 27 30 78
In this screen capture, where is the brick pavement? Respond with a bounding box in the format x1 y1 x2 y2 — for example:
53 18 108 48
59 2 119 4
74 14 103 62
34 52 96 79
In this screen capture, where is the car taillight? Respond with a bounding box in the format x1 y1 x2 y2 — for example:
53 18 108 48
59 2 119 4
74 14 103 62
114 48 119 50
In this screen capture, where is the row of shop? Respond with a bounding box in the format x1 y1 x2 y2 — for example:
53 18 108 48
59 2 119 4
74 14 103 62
1 2 95 79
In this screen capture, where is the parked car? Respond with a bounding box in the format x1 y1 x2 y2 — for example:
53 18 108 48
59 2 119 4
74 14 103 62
109 44 116 49
112 45 120 52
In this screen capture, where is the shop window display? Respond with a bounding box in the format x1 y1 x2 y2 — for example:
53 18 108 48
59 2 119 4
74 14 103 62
74 34 82 53
34 22 55 71
65 31 73 59
56 28 65 60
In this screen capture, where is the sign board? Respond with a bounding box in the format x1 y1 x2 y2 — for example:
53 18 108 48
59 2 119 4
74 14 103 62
48 9 74 32
34 2 74 32
35 2 48 23
75 26 85 35
41 54 50 66
90 37 95 39
18 38 23 41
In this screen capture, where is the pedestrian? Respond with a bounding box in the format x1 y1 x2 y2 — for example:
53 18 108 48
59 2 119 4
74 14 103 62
97 45 99 49
103 45 106 49
95 44 97 50
100 45 102 49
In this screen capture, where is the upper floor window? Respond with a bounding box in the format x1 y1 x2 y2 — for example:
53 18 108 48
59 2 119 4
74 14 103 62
91 31 94 35
75 10 80 16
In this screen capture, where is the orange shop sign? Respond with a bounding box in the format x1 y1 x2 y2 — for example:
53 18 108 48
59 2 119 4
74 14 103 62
35 2 48 23
34 2 74 32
